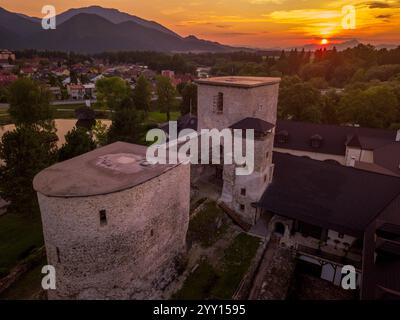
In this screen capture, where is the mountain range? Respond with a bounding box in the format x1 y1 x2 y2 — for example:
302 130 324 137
0 6 238 53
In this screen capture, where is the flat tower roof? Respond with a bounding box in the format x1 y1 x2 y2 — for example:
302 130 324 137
33 142 179 198
196 76 281 88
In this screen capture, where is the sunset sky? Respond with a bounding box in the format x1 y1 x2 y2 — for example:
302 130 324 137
1 0 400 48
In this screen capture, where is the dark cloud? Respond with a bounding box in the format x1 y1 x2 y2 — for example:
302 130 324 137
365 1 392 8
376 14 393 19
203 32 258 36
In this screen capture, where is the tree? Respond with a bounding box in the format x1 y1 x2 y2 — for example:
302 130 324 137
133 75 152 115
156 76 176 122
180 82 198 116
92 120 109 147
321 90 341 124
338 85 398 128
107 97 145 144
95 77 131 110
278 76 322 122
58 127 96 161
0 126 58 214
8 78 53 127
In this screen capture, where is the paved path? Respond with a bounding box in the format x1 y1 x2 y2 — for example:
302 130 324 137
248 236 279 299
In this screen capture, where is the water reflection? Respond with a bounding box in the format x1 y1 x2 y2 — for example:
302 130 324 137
0 119 112 147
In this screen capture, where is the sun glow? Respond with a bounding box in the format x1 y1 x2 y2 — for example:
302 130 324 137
320 38 329 45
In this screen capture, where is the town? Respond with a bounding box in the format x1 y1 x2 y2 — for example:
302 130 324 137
0 1 400 306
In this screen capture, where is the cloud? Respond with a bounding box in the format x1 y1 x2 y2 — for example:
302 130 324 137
376 14 393 18
364 1 392 8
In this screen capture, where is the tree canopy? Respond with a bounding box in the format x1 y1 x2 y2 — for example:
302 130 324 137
133 75 152 114
8 78 53 127
156 76 176 122
95 76 131 110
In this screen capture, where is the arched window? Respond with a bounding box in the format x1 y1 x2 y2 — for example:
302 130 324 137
274 222 285 236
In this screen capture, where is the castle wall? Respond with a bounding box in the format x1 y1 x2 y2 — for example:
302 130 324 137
197 84 279 131
197 81 280 226
37 163 190 300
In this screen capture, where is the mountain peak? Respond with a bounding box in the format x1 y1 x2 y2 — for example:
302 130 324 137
0 5 234 53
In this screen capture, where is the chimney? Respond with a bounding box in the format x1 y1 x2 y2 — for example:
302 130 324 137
396 129 400 142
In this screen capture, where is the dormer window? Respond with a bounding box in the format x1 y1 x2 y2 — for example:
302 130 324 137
276 130 289 144
310 134 323 149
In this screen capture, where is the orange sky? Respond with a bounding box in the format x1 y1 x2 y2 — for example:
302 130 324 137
1 0 400 48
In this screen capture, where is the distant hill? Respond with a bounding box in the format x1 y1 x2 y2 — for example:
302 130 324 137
55 5 180 38
0 6 239 53
301 39 361 51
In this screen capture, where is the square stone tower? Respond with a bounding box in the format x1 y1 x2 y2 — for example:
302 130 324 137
196 76 281 227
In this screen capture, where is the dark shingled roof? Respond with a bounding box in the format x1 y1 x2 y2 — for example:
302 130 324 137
275 120 397 156
229 117 275 134
257 153 400 238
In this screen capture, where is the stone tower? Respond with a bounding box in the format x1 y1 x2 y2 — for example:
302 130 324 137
196 76 281 227
33 142 190 299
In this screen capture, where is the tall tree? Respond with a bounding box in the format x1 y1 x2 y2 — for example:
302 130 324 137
180 82 198 116
133 75 152 115
0 126 58 214
8 78 53 127
95 77 131 111
1 78 57 214
278 76 322 122
107 97 145 144
59 127 96 161
156 76 176 122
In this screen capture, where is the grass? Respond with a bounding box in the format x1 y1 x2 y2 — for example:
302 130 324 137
187 201 228 248
0 214 44 274
148 111 181 123
211 233 261 299
0 257 46 300
172 261 219 300
173 233 261 300
0 109 11 125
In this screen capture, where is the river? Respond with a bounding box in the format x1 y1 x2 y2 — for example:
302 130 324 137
0 119 111 147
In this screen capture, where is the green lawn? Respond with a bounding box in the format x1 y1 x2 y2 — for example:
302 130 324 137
172 261 219 300
0 214 44 275
211 233 261 299
173 233 261 300
148 111 180 123
187 201 228 248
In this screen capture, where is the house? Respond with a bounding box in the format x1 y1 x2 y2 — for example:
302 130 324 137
83 83 96 99
161 70 175 79
256 152 400 298
48 86 62 100
274 120 400 177
67 84 85 100
0 49 15 63
0 73 17 86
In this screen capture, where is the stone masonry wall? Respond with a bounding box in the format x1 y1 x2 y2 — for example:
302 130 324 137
37 163 190 300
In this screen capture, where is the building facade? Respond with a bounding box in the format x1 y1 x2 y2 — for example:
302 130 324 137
196 76 281 226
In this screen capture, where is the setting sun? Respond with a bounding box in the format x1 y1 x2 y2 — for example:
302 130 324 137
321 39 329 45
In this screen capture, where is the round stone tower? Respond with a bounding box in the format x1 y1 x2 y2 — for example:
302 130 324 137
33 142 190 300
